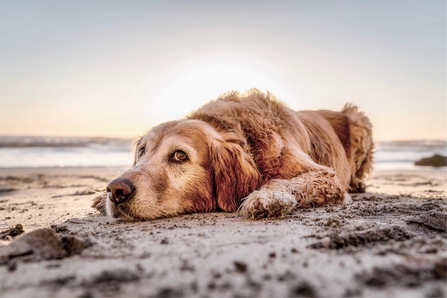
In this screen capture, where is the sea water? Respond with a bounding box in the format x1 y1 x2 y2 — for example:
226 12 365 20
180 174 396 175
0 136 445 171
375 140 446 170
0 136 134 168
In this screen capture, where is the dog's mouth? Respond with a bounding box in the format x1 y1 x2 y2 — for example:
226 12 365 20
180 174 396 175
112 206 138 221
107 196 138 221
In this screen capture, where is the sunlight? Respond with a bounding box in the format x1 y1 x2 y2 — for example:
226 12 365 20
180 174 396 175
150 62 286 122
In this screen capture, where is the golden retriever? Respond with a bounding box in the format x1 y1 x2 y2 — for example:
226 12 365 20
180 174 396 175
92 89 373 220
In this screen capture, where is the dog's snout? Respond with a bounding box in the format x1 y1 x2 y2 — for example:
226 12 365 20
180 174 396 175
106 178 135 205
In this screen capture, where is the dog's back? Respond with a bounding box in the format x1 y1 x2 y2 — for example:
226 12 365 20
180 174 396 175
299 105 373 192
193 89 373 192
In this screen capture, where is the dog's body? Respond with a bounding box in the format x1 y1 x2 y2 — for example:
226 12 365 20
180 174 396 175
93 89 373 220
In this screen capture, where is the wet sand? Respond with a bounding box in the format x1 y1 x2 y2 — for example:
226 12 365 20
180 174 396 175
0 167 446 297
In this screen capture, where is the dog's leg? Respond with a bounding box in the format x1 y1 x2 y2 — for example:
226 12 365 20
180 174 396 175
239 169 349 220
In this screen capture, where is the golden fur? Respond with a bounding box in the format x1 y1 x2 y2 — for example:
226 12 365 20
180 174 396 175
92 89 373 220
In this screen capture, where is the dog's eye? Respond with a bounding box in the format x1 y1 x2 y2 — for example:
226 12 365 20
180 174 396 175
138 147 145 158
172 150 188 162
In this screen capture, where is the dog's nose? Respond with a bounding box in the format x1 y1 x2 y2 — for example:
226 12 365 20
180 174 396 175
106 178 135 205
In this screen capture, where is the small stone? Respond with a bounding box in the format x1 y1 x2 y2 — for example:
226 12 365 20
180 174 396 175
234 261 248 273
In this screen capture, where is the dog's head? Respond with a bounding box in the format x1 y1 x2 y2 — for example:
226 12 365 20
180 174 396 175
102 119 260 220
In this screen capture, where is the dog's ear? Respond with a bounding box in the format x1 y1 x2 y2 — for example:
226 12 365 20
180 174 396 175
210 134 260 212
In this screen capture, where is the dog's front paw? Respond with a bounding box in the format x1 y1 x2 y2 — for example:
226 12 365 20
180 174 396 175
239 190 296 220
92 192 108 215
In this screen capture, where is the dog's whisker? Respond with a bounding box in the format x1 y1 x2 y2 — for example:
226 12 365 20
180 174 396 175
105 164 122 175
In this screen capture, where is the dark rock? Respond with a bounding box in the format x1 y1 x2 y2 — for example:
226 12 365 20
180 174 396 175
414 154 447 167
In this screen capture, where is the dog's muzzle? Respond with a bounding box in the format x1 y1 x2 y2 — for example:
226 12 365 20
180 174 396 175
106 178 135 205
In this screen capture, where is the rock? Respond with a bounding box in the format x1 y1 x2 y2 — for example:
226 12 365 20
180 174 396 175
414 155 447 167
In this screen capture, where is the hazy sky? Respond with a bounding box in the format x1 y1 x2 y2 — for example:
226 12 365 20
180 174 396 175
1 0 445 140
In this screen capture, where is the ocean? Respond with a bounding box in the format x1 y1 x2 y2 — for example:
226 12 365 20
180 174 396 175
0 136 134 169
0 136 445 171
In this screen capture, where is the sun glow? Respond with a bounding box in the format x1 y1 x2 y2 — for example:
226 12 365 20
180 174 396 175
146 62 287 123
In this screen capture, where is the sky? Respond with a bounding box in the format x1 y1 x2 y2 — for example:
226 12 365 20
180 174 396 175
1 0 445 141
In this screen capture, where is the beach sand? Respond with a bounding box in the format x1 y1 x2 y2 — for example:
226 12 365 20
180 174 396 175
0 167 445 297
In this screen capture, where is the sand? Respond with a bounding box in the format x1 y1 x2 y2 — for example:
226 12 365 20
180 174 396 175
0 167 446 297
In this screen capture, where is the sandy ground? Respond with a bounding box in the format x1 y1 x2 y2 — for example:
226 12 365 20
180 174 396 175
0 167 446 297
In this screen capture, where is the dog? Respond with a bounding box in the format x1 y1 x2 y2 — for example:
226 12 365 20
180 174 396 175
92 89 373 220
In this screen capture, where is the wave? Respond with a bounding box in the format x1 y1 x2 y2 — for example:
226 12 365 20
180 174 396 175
0 136 134 149
376 140 447 152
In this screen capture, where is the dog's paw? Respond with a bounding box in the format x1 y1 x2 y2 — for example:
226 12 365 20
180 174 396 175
349 179 366 193
291 170 347 208
239 190 296 220
92 192 108 215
